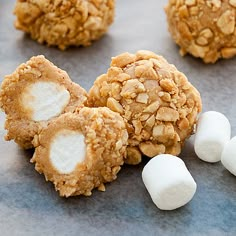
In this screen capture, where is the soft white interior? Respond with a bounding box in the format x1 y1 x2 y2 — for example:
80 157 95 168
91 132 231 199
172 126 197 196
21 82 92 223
50 130 86 174
22 81 70 121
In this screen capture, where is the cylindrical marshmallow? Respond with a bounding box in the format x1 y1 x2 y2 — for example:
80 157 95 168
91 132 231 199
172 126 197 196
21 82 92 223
194 111 231 163
142 154 197 210
221 136 236 176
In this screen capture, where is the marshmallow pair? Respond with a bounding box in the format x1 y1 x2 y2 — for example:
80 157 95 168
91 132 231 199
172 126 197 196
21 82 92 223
194 111 236 176
142 111 236 211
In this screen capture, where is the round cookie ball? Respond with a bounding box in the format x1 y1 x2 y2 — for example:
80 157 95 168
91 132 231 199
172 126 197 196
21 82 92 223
31 107 128 197
14 0 115 50
165 0 236 63
0 55 87 149
88 50 202 165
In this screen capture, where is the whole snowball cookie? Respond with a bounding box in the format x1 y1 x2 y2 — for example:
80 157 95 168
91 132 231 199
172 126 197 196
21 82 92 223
165 0 236 63
0 55 87 149
14 0 115 50
88 50 202 165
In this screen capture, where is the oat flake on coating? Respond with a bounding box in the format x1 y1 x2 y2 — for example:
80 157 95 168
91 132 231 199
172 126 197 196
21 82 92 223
31 107 128 197
88 50 202 165
14 0 115 50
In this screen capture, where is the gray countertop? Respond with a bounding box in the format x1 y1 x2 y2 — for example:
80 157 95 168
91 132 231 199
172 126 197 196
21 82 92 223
1 1 236 235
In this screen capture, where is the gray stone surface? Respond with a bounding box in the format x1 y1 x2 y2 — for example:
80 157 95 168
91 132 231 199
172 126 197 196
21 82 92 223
0 0 236 235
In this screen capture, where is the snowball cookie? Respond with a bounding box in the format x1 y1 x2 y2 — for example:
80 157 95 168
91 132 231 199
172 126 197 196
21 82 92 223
142 154 197 210
31 107 128 197
165 0 236 63
88 50 202 165
14 0 115 50
221 136 236 176
0 55 87 149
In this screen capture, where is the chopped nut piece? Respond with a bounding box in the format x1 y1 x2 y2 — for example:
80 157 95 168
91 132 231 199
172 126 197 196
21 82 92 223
221 48 236 59
177 117 189 129
160 79 176 92
217 10 235 35
139 142 166 157
132 120 143 135
121 79 145 98
125 147 142 165
143 101 160 113
107 97 124 114
229 0 236 7
111 52 136 68
135 65 158 80
185 0 196 7
206 0 221 11
153 124 165 137
156 107 179 122
136 93 149 104
145 115 156 128
179 5 189 18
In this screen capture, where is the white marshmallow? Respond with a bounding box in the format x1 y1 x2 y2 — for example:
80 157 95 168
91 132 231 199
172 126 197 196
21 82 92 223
22 81 70 121
194 111 231 163
221 136 236 176
50 130 86 174
142 154 197 210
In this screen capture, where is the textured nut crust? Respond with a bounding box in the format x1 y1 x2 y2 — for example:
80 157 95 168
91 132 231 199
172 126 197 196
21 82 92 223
14 0 115 50
88 50 202 164
31 107 128 197
0 55 87 149
165 0 236 63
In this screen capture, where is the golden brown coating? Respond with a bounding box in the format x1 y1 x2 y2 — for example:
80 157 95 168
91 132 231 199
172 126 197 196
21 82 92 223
14 0 115 50
88 50 202 165
0 55 87 149
165 0 236 63
31 107 128 197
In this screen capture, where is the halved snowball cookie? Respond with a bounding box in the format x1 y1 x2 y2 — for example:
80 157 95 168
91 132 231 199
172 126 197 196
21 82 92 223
31 107 128 197
0 55 87 149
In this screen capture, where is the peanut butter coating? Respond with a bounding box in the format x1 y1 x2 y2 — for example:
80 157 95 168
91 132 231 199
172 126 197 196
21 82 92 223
14 0 115 49
88 50 202 164
165 0 236 63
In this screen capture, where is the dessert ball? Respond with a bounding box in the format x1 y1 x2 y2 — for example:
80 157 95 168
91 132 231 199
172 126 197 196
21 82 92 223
165 0 236 63
88 50 202 165
0 55 87 149
14 0 115 50
31 107 128 197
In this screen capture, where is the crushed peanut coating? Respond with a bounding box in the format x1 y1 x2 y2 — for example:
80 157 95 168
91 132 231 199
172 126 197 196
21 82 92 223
165 0 236 63
31 107 128 197
0 55 87 149
88 50 202 165
14 0 115 50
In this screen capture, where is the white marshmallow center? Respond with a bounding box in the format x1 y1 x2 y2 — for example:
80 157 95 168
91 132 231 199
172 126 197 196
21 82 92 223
22 81 70 121
50 130 86 174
